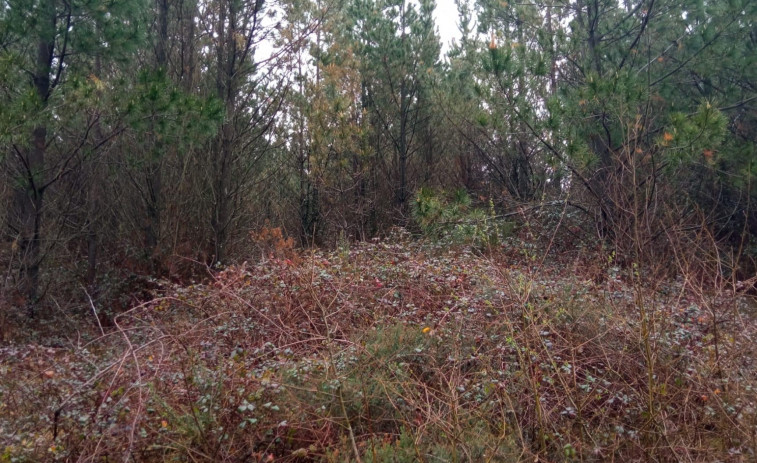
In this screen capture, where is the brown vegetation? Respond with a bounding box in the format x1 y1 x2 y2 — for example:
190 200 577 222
2 222 755 462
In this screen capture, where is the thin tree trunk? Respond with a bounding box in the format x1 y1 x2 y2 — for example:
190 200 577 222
15 1 55 315
86 54 104 292
211 0 231 265
144 0 169 263
212 126 231 264
398 79 408 211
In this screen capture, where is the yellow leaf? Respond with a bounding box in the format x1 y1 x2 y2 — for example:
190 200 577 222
89 74 104 91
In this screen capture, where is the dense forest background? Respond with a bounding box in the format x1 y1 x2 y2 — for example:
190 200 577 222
3 1 757 461
1 0 756 314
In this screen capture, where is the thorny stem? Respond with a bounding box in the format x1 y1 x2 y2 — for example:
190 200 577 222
309 251 364 463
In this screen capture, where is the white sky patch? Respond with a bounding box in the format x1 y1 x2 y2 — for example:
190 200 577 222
434 0 463 55
252 0 465 80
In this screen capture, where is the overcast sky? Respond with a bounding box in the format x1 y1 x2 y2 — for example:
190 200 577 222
434 0 464 54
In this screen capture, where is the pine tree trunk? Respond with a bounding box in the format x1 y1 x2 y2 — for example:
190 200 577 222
14 2 55 315
144 0 169 263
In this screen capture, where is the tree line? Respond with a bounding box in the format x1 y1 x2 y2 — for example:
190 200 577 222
1 0 755 315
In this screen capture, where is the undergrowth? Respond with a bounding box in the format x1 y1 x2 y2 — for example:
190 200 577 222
1 229 756 462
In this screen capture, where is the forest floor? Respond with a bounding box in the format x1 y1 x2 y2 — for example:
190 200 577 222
1 230 757 462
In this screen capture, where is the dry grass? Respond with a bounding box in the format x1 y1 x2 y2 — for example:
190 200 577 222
1 228 756 462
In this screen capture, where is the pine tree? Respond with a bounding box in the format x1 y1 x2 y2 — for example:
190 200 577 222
349 0 441 217
0 0 147 313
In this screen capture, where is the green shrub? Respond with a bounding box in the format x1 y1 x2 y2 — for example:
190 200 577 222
413 188 515 249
